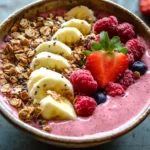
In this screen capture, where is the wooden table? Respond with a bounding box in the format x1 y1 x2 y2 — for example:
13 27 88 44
0 0 150 150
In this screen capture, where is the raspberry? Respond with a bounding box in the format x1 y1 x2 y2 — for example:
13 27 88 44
87 34 100 49
116 23 136 43
74 96 97 116
126 53 135 65
70 69 98 95
125 39 145 60
95 34 100 42
105 82 125 97
94 16 118 37
119 69 135 87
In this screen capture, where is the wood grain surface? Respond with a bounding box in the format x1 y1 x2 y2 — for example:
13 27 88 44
0 0 150 150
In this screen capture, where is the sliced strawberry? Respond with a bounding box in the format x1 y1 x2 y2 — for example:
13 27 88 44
140 0 150 15
84 31 129 88
86 51 129 88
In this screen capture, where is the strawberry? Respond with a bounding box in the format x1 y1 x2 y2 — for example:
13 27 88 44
84 32 129 88
140 0 150 15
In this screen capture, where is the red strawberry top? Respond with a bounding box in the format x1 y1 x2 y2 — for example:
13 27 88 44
84 32 129 88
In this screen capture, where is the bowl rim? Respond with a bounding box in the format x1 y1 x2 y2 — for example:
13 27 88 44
0 0 150 146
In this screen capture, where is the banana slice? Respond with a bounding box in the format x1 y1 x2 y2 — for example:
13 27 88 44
61 19 91 35
30 52 70 70
27 68 56 92
66 5 96 23
29 71 74 103
52 27 84 44
35 41 72 59
40 95 77 120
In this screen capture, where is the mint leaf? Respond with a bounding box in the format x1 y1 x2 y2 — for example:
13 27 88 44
120 48 128 54
91 42 102 51
89 31 128 55
100 31 110 50
110 36 123 50
83 50 91 56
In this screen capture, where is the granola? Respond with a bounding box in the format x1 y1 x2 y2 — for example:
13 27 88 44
0 8 92 128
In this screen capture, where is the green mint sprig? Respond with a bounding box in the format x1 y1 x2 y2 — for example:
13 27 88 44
83 31 128 56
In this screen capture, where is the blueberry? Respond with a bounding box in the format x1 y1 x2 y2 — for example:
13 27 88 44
131 61 147 75
93 92 106 105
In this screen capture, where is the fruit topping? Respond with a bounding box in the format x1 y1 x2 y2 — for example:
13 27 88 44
126 53 135 65
70 69 98 95
93 92 106 105
131 61 147 75
74 96 97 116
35 41 72 59
87 34 100 49
94 16 118 37
125 39 145 61
119 69 135 87
30 52 70 70
52 27 84 44
105 82 125 97
85 31 129 88
40 95 77 120
66 5 96 23
61 19 91 35
28 68 74 103
140 0 150 15
116 23 136 43
95 34 100 42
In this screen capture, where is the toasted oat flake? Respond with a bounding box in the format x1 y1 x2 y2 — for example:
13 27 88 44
11 26 18 32
37 17 44 22
10 39 21 45
15 65 24 73
20 90 29 101
56 16 65 23
2 63 15 69
44 20 54 27
23 72 29 79
9 98 22 108
27 50 35 57
5 43 13 53
9 67 16 75
18 106 34 122
1 84 11 93
34 107 42 118
11 32 21 39
0 78 7 85
52 24 59 34
40 26 51 36
15 53 28 64
31 38 44 48
25 28 39 38
43 125 51 132
20 19 30 28
21 38 30 46
0 70 3 75
47 90 62 101
10 76 18 84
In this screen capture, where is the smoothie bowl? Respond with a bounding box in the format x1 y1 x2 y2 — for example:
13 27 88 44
0 0 150 148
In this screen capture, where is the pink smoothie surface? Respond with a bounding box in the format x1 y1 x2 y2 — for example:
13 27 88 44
0 8 150 137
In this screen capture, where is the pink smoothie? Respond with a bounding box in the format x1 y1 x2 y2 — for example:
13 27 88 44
1 38 150 137
0 9 150 137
